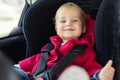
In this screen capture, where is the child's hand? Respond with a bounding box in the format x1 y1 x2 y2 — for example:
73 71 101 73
36 78 43 80
98 60 115 80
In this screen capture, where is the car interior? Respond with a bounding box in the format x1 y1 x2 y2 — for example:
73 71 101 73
0 0 120 79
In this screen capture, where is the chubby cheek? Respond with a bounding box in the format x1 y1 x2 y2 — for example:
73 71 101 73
55 26 63 36
56 30 61 36
76 32 82 39
75 28 83 38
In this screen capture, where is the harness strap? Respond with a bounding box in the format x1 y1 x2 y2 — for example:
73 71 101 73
33 42 87 80
48 45 87 77
33 43 54 76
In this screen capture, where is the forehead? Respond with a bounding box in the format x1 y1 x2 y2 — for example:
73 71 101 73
56 6 81 18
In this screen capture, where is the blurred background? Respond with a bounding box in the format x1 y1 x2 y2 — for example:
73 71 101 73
0 0 25 37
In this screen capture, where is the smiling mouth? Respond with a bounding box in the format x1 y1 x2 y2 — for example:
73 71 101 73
64 29 74 31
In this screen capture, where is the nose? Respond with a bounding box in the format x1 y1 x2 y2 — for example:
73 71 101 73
66 21 72 26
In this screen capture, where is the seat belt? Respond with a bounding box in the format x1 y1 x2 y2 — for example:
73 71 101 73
48 45 87 77
33 42 87 80
33 42 54 76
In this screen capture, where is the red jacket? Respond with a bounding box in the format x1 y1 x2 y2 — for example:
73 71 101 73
19 15 102 77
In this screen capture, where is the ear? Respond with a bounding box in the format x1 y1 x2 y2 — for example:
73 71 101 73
82 26 86 33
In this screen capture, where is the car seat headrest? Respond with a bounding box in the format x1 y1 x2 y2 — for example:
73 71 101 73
23 0 62 57
23 0 102 57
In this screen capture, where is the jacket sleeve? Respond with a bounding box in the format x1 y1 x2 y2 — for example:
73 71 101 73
18 43 49 75
18 53 41 74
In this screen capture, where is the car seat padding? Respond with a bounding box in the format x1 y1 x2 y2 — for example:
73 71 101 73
95 0 120 79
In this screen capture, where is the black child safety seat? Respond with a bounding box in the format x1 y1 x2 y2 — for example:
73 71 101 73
23 0 120 80
22 0 103 79
22 0 103 80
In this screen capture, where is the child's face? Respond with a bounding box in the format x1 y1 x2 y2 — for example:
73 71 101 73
55 6 86 43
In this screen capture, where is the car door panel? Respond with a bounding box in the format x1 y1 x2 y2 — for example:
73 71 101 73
0 27 26 63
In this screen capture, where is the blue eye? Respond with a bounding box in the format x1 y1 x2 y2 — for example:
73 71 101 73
60 20 66 23
72 19 78 22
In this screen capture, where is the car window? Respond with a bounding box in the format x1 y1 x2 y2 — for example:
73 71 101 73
0 0 25 38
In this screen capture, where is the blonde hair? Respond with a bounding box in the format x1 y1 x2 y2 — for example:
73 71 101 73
55 2 87 29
